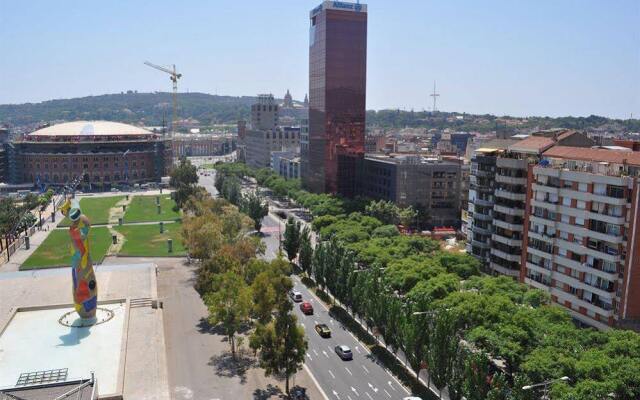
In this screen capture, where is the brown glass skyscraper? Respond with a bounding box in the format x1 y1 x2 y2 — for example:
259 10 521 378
302 1 367 195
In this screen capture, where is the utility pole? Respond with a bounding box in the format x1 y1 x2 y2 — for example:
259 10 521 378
430 81 440 113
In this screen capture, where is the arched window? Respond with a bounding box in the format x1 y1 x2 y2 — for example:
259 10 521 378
53 175 59 182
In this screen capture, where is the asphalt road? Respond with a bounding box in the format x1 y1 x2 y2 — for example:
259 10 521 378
199 169 418 400
260 214 413 400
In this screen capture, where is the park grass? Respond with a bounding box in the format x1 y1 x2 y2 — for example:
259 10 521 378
58 195 125 227
123 194 181 223
20 227 112 270
114 222 186 256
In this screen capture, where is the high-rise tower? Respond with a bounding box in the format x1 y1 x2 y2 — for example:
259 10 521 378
302 1 367 195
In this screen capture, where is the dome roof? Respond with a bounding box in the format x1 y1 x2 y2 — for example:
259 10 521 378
29 121 152 137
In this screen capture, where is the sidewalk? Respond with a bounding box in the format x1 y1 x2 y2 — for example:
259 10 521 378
0 202 59 273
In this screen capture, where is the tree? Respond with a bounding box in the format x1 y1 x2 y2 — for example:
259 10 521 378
283 217 301 262
365 200 400 225
402 302 431 387
398 205 417 228
252 301 308 396
170 158 199 210
298 226 313 275
241 192 268 232
0 198 20 235
204 271 252 360
428 311 458 398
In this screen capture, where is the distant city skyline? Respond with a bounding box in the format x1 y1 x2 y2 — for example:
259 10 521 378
0 0 638 119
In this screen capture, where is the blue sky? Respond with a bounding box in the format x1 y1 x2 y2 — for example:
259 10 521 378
1 0 638 118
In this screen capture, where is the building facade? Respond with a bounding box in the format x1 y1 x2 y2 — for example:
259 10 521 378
9 121 172 190
244 127 300 169
303 1 367 195
361 154 462 228
172 134 235 157
521 147 640 330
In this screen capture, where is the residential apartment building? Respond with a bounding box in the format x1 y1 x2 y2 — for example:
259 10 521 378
467 131 594 275
521 147 640 330
466 140 520 265
361 154 462 228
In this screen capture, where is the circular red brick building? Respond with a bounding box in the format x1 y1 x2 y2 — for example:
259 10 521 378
11 121 172 190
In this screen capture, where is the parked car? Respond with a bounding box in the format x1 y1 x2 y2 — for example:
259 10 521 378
315 323 331 338
289 290 303 302
300 301 313 315
334 345 353 360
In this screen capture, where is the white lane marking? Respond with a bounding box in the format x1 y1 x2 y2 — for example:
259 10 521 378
367 382 378 393
388 381 396 391
383 389 392 398
365 392 373 400
306 353 312 360
313 349 319 356
345 367 352 375
328 370 336 379
350 387 359 397
347 396 353 400
328 345 333 352
322 350 329 358
362 365 369 374
332 390 341 399
303 364 330 400
355 346 361 353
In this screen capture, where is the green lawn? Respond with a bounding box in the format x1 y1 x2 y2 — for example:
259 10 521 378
21 227 112 270
123 195 181 223
58 195 125 227
114 222 186 256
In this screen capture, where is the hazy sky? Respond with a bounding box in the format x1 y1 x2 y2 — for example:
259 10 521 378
1 0 638 118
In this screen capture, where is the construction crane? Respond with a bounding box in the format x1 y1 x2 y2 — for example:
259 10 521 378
144 61 182 136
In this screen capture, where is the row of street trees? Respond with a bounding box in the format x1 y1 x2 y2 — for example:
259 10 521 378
175 162 307 396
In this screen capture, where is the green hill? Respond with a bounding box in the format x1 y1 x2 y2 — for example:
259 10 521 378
0 92 265 126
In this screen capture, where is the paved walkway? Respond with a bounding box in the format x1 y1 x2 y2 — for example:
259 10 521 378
119 256 325 400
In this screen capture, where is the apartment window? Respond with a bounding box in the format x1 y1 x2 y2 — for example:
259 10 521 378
561 214 570 223
574 235 583 244
562 197 571 206
560 231 569 240
559 248 568 257
575 217 585 226
603 261 617 273
594 183 606 196
571 268 580 279
576 200 586 209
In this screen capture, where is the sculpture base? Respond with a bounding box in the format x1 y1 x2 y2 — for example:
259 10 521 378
58 307 115 328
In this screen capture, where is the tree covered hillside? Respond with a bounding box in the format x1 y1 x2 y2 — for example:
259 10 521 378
0 92 263 126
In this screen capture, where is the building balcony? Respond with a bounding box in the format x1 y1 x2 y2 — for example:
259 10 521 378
489 261 520 277
471 239 491 250
495 174 527 185
474 212 493 222
491 233 522 247
493 204 524 217
493 218 523 232
490 248 521 263
474 198 494 207
494 189 526 201
524 277 551 291
526 262 552 276
472 225 492 236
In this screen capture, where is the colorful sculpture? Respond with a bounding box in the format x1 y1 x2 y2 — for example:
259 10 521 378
60 198 98 319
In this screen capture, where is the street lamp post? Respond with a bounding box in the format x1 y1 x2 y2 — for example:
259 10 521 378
522 376 570 400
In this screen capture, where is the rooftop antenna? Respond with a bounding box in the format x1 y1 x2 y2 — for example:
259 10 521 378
430 81 440 113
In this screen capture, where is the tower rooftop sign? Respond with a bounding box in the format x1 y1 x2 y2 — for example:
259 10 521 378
311 1 367 17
